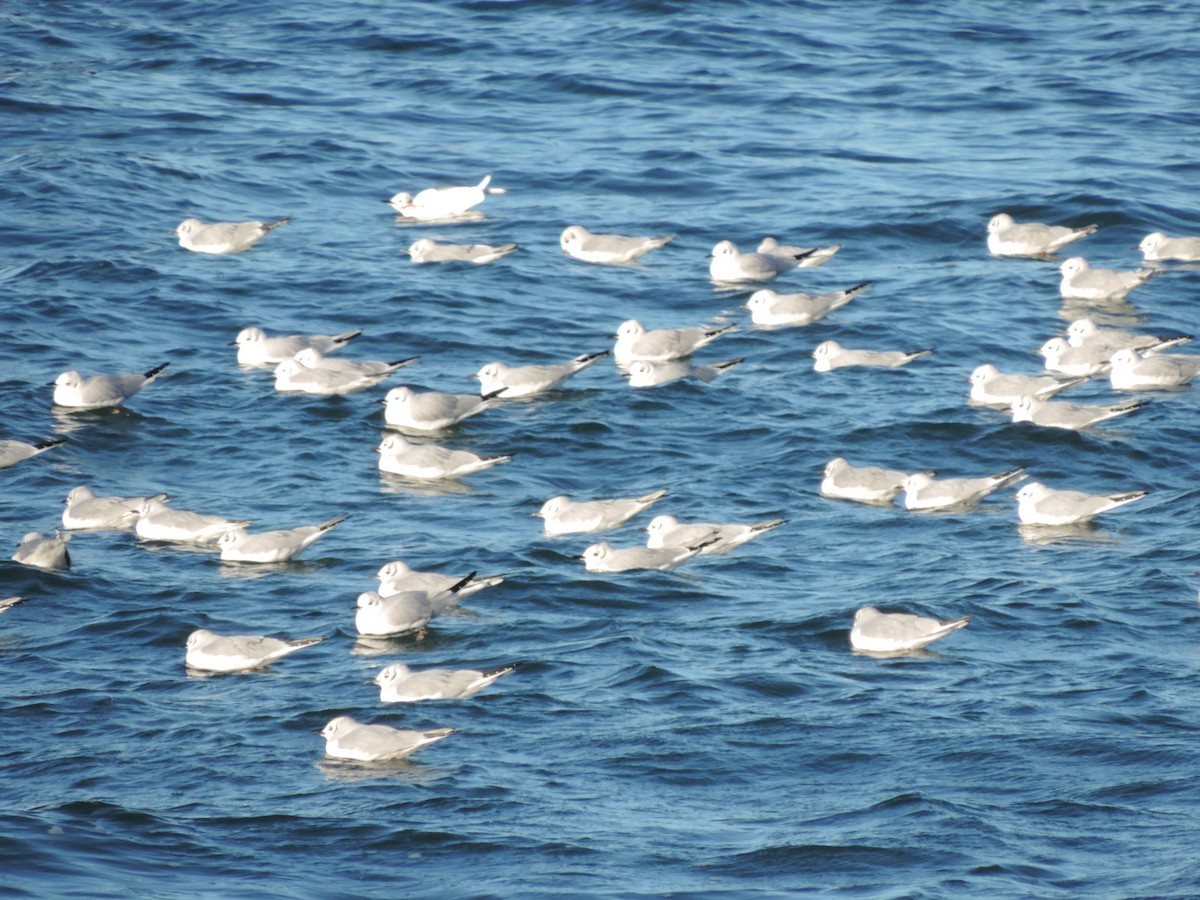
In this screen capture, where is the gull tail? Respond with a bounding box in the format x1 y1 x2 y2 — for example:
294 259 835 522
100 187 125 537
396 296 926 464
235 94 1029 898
449 571 479 595
928 615 971 643
751 518 787 535
385 357 419 371
457 573 505 596
992 468 1028 491
1105 490 1149 511
279 636 324 657
479 173 507 194
0 596 24 612
573 350 611 367
417 728 455 747
144 362 170 381
264 217 291 232
332 329 363 346
33 438 66 454
844 281 873 297
905 349 935 361
482 663 519 681
317 515 347 533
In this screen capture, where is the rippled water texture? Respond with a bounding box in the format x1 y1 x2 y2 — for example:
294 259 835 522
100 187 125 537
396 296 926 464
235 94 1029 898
4 1 1200 896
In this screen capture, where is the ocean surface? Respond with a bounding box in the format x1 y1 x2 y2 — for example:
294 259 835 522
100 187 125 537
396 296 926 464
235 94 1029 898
3 1 1200 896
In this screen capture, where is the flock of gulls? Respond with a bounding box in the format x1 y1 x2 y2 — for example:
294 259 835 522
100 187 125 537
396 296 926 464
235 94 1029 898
7 171 1200 763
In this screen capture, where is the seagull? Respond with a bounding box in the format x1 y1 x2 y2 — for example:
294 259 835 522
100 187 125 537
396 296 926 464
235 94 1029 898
376 560 504 598
1108 347 1200 390
756 236 841 268
580 541 706 573
232 326 362 367
405 238 519 264
386 173 505 219
645 514 785 555
131 495 251 544
319 716 454 762
534 489 667 535
850 607 970 653
273 355 413 395
744 283 871 327
185 628 323 673
52 363 169 410
1009 394 1143 431
474 352 609 398
0 596 24 614
709 239 803 283
624 357 744 389
967 364 1087 407
292 347 414 380
0 437 64 470
560 225 675 264
1065 318 1191 356
380 386 497 432
372 662 518 702
812 341 932 371
11 531 71 570
1059 256 1154 301
63 487 169 531
217 515 346 563
985 213 1097 258
377 433 510 480
1037 336 1112 377
354 576 472 636
820 457 932 505
174 216 289 254
1139 231 1200 262
901 469 1027 511
613 319 734 362
1014 481 1149 526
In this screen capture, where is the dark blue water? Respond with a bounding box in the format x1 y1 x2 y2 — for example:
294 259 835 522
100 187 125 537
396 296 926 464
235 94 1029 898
4 1 1200 896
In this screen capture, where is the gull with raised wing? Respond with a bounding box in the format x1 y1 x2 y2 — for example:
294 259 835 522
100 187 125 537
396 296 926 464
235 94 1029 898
376 560 503 599
1009 394 1143 431
901 468 1027 511
52 363 169 411
613 319 734 362
320 716 453 762
744 282 871 327
474 352 608 399
812 340 932 372
354 576 472 637
218 515 346 563
560 225 675 264
756 236 841 268
131 495 251 544
63 486 168 531
233 326 362 367
0 437 64 470
645 514 785 555
185 628 323 673
11 531 70 570
386 173 505 220
1139 231 1200 262
968 364 1087 408
850 607 970 653
1109 347 1200 390
373 661 517 702
1059 256 1154 302
377 433 510 480
380 385 497 432
709 239 803 283
174 216 289 254
405 238 519 265
534 489 667 536
985 213 1097 258
625 357 743 389
581 541 706 573
1015 481 1148 526
820 457 930 506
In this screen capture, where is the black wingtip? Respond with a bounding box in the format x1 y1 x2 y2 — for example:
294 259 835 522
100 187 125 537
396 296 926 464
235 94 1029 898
449 571 477 593
144 362 170 379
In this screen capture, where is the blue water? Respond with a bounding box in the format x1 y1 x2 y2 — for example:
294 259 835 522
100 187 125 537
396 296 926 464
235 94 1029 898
4 1 1200 896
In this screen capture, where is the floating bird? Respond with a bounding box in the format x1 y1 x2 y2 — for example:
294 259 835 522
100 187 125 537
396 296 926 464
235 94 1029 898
0 596 24 614
820 458 930 506
11 531 70 570
1139 231 1200 262
372 661 517 702
1037 336 1113 377
63 487 168 531
580 541 706 573
376 560 503 599
645 514 785 555
52 363 169 410
354 576 472 637
534 489 667 535
380 385 497 432
1009 394 1143 431
850 607 970 653
625 357 744 389
232 326 362 367
218 515 346 563
405 238 519 265
185 628 323 673
474 352 608 398
744 283 871 327
1014 482 1149 526
174 216 289 254
319 716 454 762
967 364 1086 407
386 173 505 219
0 437 64 470
377 433 510 480
613 319 734 362
812 340 931 371
709 239 804 283
559 225 675 264
901 468 1027 511
985 213 1097 258
756 236 841 268
1059 256 1154 301
1108 347 1200 390
131 496 250 544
